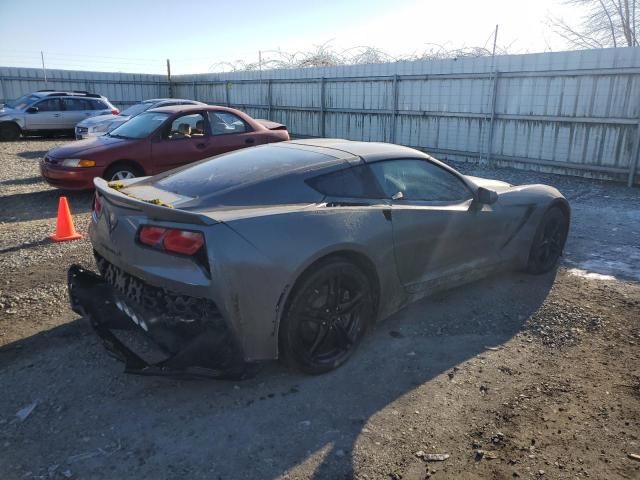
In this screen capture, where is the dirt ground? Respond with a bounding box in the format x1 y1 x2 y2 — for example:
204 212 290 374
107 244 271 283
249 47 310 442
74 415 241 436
0 139 639 480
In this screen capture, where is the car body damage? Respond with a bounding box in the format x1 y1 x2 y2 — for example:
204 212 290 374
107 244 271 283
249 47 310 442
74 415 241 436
68 139 570 377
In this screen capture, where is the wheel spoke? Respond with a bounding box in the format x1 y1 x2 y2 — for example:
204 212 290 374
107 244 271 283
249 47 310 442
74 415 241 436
309 324 330 356
333 321 354 349
327 276 342 308
300 313 326 325
338 292 364 314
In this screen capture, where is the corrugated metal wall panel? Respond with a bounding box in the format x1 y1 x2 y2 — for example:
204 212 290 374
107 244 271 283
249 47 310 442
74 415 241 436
1 47 639 182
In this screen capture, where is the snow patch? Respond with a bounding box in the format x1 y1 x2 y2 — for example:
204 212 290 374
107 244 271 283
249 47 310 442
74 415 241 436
568 268 616 281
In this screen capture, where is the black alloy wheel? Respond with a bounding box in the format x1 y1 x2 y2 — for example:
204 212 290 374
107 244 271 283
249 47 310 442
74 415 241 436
280 258 374 374
527 207 569 274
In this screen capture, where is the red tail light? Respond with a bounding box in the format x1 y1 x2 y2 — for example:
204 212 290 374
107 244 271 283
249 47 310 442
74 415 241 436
111 109 119 115
163 230 204 255
138 225 204 256
139 226 167 246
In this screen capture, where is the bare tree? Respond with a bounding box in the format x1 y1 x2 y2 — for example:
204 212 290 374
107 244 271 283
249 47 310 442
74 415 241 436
551 0 638 48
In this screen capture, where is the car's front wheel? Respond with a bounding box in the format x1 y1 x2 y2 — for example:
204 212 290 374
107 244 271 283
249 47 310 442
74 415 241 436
279 258 374 374
0 123 21 141
526 206 569 274
104 163 142 182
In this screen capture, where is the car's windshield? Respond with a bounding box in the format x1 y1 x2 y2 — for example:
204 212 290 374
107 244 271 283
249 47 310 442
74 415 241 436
5 94 40 110
118 102 152 117
108 112 169 139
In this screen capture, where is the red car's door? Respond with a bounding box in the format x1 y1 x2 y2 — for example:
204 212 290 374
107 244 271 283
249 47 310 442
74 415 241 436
202 110 260 157
150 111 210 173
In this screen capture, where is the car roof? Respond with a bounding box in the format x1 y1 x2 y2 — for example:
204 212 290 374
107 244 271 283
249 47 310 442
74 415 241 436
32 90 106 99
281 139 428 163
143 98 203 104
146 104 240 114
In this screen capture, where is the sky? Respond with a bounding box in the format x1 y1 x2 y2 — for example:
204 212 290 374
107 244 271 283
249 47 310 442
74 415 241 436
0 0 580 75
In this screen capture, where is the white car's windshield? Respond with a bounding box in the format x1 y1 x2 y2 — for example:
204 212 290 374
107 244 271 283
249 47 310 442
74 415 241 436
108 112 169 139
119 103 152 117
5 94 40 109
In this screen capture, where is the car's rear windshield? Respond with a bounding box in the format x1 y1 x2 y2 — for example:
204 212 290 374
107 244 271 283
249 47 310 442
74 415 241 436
155 145 337 198
119 102 152 117
108 112 169 139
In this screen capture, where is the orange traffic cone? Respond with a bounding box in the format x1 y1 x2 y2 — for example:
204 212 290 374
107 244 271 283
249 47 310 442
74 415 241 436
50 196 83 242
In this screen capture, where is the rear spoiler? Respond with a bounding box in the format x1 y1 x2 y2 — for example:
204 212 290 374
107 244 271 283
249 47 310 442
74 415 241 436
255 119 287 131
94 177 217 226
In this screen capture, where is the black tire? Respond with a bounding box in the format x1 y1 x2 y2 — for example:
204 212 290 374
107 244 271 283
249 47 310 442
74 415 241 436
279 258 375 374
103 163 143 182
526 206 569 274
0 123 21 141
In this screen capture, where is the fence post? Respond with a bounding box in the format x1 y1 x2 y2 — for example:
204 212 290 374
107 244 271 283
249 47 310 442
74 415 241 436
627 118 640 187
225 81 230 106
267 79 272 117
166 59 173 98
391 74 399 143
193 81 197 101
485 71 500 165
320 77 326 138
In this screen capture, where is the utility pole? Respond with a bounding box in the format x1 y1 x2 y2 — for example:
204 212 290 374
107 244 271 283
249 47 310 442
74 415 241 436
491 24 499 59
166 59 173 98
258 50 263 80
483 25 499 165
41 51 47 84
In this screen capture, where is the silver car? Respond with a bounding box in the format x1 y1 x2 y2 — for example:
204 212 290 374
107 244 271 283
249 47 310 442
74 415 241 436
74 98 206 139
0 90 117 141
68 140 570 378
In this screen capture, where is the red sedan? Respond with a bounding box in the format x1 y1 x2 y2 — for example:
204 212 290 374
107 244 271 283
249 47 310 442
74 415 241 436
40 105 290 190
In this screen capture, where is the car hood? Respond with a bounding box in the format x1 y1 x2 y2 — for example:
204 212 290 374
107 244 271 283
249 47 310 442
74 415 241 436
466 175 513 192
47 135 134 158
77 114 127 128
0 106 18 117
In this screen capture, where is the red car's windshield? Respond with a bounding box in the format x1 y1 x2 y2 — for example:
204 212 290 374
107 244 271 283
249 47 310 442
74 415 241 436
108 112 169 139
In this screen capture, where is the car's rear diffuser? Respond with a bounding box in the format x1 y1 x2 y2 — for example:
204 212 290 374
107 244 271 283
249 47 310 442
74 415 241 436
67 264 248 379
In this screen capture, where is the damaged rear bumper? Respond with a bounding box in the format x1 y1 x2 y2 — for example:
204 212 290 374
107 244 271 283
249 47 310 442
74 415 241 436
67 264 247 379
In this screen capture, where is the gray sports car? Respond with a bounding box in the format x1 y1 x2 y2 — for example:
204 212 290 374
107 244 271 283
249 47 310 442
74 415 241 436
68 139 570 378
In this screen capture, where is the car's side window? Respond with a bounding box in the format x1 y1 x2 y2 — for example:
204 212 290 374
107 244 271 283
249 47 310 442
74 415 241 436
166 113 207 140
307 165 383 198
89 99 108 110
62 98 91 111
208 111 249 135
369 159 473 202
35 98 62 112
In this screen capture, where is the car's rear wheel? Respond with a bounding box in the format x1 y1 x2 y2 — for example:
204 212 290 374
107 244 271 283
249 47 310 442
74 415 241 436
0 123 21 141
104 163 142 182
280 258 374 374
526 206 569 274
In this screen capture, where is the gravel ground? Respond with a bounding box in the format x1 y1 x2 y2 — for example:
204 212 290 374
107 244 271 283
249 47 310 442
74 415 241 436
0 140 639 480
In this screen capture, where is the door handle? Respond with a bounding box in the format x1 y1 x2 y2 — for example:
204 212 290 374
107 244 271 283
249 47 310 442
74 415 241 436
196 143 207 149
245 138 255 145
53 114 60 117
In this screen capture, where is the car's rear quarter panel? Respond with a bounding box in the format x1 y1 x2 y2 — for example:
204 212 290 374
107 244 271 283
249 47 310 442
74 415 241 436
223 206 406 360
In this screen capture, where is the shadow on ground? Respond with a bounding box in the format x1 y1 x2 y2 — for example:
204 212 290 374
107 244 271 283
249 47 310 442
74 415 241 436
16 150 49 160
0 269 557 479
0 176 43 187
0 189 93 223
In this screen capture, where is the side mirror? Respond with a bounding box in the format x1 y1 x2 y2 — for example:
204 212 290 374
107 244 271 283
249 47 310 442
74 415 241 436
26 106 39 114
477 187 498 205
